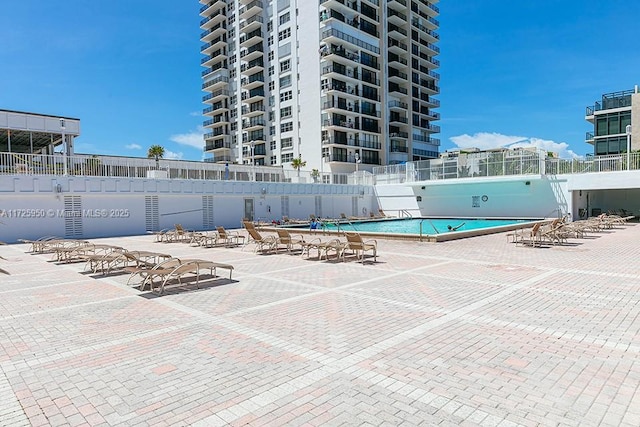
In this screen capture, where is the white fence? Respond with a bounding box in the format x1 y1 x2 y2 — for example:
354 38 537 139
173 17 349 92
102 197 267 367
0 152 355 184
374 150 640 184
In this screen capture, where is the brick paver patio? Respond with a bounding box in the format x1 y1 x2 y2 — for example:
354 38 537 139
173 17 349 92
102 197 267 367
1 224 639 426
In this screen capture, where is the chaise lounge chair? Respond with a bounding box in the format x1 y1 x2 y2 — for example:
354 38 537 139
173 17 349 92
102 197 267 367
242 221 277 253
515 222 543 247
137 258 234 295
341 232 377 263
216 226 245 247
276 229 306 254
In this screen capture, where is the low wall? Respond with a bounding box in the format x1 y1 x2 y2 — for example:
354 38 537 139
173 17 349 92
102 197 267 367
0 175 375 243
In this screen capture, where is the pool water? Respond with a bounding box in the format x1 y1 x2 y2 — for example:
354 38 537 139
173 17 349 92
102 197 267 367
322 218 534 235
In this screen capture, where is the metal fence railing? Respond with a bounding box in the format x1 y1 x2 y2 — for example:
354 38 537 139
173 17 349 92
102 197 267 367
3 150 639 185
0 152 358 185
373 150 640 184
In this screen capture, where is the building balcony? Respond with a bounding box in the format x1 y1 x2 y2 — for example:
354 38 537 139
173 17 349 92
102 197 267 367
390 143 408 153
239 30 263 48
240 43 264 62
204 137 232 152
388 67 407 84
201 73 228 88
242 118 266 131
241 104 266 117
241 72 264 90
243 133 266 144
204 128 226 139
239 0 263 20
199 0 226 17
388 83 408 96
203 103 229 115
200 21 227 42
323 118 360 131
201 36 227 55
239 14 264 32
388 0 407 11
387 38 408 55
203 115 229 128
205 89 230 102
201 48 227 65
388 23 407 40
240 59 264 75
387 8 407 25
241 88 265 103
388 53 408 69
320 28 381 63
586 132 595 144
319 0 359 16
321 45 361 67
388 100 408 111
413 134 440 145
415 0 439 14
322 133 379 149
322 100 359 114
389 131 409 139
411 18 439 43
200 8 226 29
389 114 408 125
321 64 360 84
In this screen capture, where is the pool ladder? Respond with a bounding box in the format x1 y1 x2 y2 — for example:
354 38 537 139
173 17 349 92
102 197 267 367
419 218 439 242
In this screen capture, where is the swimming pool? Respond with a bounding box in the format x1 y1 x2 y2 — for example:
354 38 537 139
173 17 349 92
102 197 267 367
323 218 535 235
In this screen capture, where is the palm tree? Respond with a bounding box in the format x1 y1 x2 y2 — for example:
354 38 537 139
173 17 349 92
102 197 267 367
147 145 165 170
291 156 306 178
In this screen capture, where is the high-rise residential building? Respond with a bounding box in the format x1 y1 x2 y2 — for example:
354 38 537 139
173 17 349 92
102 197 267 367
199 0 440 181
586 86 639 156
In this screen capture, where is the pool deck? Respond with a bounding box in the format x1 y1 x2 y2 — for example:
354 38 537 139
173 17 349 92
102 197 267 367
1 224 639 426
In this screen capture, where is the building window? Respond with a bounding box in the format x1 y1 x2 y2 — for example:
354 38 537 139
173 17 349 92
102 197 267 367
280 106 292 118
268 66 275 76
270 125 276 135
228 29 235 39
278 28 291 41
270 155 277 165
230 69 236 78
267 21 273 31
281 153 293 163
270 140 277 150
269 81 275 91
279 12 290 25
280 90 292 102
279 75 292 88
281 137 293 148
268 51 275 61
281 122 293 132
280 59 291 73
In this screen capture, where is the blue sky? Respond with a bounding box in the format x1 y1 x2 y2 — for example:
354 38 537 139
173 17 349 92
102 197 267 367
1 1 639 160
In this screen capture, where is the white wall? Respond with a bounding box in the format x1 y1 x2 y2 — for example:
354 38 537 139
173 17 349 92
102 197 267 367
377 175 569 219
0 176 375 243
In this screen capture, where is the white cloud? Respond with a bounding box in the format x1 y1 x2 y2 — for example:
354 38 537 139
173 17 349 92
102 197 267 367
164 150 184 160
189 111 201 117
449 132 578 158
125 143 142 150
169 126 205 150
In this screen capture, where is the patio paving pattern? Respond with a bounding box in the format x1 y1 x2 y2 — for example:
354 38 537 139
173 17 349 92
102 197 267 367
0 223 639 426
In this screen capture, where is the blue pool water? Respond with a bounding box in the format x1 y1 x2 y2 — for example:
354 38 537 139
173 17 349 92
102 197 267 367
319 218 534 235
